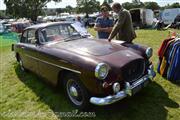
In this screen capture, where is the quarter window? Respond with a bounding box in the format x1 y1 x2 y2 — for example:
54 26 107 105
27 30 36 44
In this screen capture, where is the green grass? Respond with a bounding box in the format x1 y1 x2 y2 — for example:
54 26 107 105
0 30 180 120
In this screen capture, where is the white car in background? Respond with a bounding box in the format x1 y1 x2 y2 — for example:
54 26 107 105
0 22 5 34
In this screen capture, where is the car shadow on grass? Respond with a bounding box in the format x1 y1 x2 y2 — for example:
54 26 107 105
91 82 180 120
14 64 179 120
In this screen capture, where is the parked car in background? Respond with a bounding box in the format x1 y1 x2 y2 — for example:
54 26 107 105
87 14 98 27
11 21 31 33
0 21 11 34
12 22 156 110
130 8 154 28
4 23 12 32
0 22 5 34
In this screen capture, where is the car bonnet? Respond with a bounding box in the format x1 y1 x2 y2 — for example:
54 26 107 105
48 38 128 55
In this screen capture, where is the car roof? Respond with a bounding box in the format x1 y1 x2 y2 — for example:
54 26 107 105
25 21 73 30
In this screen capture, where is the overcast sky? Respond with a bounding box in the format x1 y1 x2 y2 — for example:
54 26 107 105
0 0 179 10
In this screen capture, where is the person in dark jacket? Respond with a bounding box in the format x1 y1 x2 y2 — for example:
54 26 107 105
108 3 136 43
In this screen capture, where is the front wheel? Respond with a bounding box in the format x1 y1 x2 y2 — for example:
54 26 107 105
63 73 90 110
18 56 26 72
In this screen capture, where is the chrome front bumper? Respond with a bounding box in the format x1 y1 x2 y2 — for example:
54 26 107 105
90 66 156 106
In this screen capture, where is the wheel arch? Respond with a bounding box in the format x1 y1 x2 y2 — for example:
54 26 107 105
16 52 20 62
57 69 79 87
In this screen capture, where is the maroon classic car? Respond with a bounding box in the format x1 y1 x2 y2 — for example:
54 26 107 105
12 22 156 109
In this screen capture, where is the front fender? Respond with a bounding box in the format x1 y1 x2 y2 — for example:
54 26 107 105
122 42 149 59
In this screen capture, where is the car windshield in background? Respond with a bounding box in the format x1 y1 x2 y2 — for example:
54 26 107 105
40 24 81 43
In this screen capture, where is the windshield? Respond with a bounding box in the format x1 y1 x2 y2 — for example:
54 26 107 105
40 24 81 43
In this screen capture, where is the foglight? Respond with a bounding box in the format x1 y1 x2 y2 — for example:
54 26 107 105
113 82 120 93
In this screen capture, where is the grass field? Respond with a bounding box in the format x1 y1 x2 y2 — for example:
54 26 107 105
0 30 180 120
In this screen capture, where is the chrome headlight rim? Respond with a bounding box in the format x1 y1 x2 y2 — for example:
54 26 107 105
146 47 153 58
95 63 110 80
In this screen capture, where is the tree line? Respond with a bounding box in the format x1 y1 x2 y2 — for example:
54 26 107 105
2 0 180 21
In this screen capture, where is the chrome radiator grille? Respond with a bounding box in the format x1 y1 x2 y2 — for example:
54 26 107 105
122 59 145 82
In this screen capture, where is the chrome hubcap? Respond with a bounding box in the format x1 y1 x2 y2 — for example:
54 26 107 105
66 79 83 106
19 59 24 71
69 86 78 97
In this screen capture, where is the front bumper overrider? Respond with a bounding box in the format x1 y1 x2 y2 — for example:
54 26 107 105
90 65 156 106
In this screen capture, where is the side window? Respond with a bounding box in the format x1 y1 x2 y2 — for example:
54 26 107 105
21 31 28 43
59 25 70 36
27 30 36 44
46 27 60 36
45 27 61 41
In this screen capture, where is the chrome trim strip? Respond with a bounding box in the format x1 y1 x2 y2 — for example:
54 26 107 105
25 54 81 74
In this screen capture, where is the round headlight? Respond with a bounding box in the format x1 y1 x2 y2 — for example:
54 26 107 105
95 63 109 80
146 47 153 58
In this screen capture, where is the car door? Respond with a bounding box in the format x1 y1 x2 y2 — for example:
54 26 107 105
22 29 38 74
17 30 28 68
35 28 62 85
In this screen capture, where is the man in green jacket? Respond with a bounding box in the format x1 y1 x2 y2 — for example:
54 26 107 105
108 3 136 43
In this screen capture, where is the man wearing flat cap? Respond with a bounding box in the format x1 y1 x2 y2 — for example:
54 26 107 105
108 3 136 43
